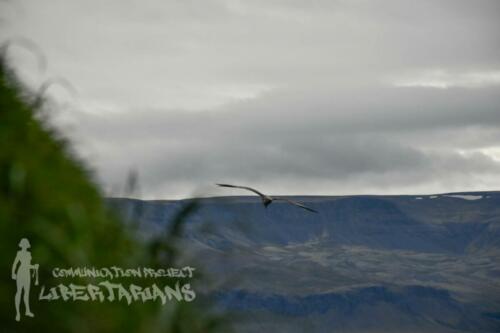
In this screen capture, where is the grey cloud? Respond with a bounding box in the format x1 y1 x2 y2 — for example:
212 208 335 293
3 0 500 197
65 82 500 198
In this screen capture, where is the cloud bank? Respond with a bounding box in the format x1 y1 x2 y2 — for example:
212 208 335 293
2 0 500 198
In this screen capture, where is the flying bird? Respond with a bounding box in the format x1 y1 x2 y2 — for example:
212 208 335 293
216 183 318 213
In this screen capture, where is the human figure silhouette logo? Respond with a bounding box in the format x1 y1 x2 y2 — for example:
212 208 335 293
11 238 38 322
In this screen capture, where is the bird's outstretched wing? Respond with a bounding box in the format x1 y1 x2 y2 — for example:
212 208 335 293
274 197 318 213
216 183 266 198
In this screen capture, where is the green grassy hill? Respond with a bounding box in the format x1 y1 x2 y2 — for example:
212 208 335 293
0 57 223 332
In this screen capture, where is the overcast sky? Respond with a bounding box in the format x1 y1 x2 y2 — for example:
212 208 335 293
2 0 500 199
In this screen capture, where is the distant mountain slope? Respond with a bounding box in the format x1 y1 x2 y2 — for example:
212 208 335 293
108 191 500 253
108 191 500 332
214 286 498 333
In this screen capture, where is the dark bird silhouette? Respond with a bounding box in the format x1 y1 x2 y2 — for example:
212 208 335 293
216 183 318 213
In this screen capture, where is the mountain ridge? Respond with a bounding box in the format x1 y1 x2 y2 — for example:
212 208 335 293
108 190 500 332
